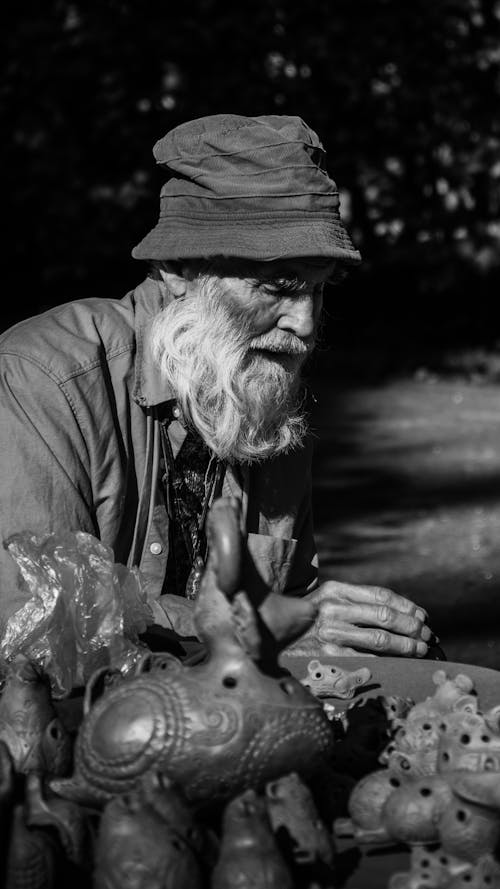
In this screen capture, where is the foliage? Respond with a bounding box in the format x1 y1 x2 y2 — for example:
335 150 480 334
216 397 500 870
2 0 500 340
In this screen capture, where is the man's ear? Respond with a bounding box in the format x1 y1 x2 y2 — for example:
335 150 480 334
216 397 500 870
158 262 188 297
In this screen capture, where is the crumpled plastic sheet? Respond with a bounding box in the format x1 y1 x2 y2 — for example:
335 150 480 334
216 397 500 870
1 530 154 697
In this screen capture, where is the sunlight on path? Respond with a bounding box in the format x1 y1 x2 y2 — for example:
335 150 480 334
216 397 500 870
311 378 500 668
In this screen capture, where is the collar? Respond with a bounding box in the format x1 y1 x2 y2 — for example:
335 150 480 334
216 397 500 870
132 276 178 410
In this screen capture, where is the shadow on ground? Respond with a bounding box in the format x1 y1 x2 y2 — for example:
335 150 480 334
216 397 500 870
309 376 500 670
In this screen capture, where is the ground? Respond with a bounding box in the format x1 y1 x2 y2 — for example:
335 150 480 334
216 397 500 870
310 375 500 669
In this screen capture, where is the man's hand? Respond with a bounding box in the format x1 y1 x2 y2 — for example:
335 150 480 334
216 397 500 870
285 581 433 657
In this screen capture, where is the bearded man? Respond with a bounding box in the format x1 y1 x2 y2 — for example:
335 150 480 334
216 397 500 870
0 113 433 657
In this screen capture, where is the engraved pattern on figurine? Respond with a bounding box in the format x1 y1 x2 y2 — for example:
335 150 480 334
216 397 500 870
0 655 72 776
300 658 372 699
51 499 334 807
212 788 293 889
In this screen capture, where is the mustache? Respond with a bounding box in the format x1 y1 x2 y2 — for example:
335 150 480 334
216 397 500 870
248 331 313 355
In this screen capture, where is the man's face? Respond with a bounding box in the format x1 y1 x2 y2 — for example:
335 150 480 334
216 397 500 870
183 258 333 369
151 257 336 463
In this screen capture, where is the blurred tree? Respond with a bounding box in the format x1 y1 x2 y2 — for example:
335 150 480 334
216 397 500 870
2 0 500 350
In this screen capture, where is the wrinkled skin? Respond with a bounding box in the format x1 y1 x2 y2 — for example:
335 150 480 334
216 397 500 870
285 581 433 658
156 579 433 659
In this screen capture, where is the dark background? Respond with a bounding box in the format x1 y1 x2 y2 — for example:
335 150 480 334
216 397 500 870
3 0 500 373
3 0 500 667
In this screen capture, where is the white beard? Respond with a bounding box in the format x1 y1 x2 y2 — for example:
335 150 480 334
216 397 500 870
149 278 310 464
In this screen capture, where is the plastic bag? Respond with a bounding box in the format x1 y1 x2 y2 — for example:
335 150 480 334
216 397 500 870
1 530 154 697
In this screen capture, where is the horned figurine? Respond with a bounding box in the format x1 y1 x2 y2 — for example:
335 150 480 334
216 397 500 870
51 496 334 807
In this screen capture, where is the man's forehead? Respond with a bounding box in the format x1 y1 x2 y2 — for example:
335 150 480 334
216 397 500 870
207 256 336 282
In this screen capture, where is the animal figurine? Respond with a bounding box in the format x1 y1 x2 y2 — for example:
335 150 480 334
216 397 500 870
265 771 334 867
0 654 72 776
389 849 500 889
23 772 90 874
5 802 61 889
299 659 371 700
4 770 90 889
211 788 293 889
51 498 334 806
381 670 482 778
335 669 500 882
93 772 207 889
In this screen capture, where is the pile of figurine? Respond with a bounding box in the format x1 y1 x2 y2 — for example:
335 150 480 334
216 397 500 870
1 496 500 888
335 669 500 888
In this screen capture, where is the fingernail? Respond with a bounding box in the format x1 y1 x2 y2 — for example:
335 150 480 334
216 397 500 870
420 626 432 642
416 608 426 621
416 641 428 657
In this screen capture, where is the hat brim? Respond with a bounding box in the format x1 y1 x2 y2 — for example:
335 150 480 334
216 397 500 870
132 213 362 266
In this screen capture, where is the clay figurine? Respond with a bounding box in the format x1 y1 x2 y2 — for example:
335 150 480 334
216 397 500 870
266 771 334 866
335 669 500 881
51 498 334 807
300 658 371 699
93 772 206 889
0 654 72 776
6 802 61 889
212 788 292 889
389 849 500 889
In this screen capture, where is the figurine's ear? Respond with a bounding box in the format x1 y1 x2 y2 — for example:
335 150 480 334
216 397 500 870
159 262 189 297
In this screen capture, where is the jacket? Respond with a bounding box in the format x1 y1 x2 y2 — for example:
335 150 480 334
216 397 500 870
0 277 318 626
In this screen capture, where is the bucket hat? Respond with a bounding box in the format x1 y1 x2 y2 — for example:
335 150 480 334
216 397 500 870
132 113 361 266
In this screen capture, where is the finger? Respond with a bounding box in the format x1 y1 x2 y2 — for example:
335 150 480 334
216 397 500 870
319 622 429 657
317 602 432 641
316 581 428 621
284 640 362 657
322 643 375 658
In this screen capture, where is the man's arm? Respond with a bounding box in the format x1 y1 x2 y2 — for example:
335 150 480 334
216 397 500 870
281 473 433 658
0 352 95 623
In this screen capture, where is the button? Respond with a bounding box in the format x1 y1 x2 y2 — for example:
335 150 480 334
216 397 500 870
149 542 163 555
172 405 181 419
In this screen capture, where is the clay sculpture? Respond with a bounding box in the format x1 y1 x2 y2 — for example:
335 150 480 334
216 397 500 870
93 772 207 889
211 787 293 889
266 770 334 864
300 658 372 700
51 497 334 806
335 669 500 885
0 655 72 776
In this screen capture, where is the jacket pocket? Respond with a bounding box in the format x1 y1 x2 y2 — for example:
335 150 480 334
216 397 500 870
244 533 297 600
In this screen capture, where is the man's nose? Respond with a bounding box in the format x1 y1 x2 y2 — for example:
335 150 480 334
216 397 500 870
276 294 317 340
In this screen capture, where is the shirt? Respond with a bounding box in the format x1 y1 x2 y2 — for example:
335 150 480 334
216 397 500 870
0 277 318 627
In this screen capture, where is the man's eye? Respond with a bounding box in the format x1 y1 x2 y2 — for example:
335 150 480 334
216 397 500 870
261 278 302 296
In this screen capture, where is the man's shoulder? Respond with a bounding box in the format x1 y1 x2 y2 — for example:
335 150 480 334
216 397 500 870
0 292 138 384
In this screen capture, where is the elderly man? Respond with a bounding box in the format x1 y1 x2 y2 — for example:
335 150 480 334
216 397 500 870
0 113 432 656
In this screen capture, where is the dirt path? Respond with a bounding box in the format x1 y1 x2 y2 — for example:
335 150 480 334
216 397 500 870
310 377 500 669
